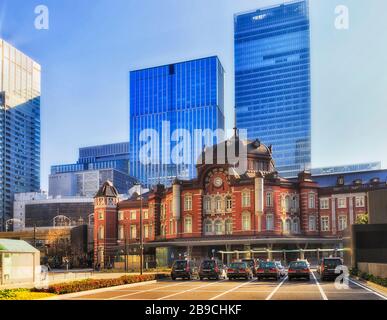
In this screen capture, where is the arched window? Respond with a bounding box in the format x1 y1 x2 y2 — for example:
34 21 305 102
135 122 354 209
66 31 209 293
292 196 298 209
242 212 251 231
292 218 300 234
204 197 211 212
225 219 233 235
216 197 222 212
284 219 291 234
184 216 192 233
285 196 291 212
98 225 104 240
204 220 213 235
215 220 223 235
225 196 232 211
266 214 274 231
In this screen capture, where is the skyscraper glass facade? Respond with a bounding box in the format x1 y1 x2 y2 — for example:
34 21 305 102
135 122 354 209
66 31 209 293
234 0 311 177
49 142 135 197
0 39 41 230
129 56 225 187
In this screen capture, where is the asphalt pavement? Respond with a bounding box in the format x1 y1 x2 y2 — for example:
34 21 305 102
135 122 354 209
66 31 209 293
55 271 387 301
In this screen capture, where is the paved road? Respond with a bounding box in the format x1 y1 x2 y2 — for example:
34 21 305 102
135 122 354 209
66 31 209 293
59 271 387 301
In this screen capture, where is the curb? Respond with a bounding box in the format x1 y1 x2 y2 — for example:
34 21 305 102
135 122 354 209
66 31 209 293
41 280 158 300
350 276 387 299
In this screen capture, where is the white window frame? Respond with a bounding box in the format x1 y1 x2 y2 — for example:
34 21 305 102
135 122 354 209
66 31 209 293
308 193 316 209
184 194 192 211
214 220 223 235
266 214 274 231
130 210 136 220
308 215 316 231
184 216 192 233
130 225 136 239
204 220 213 234
144 224 149 239
355 196 365 208
242 191 251 208
118 225 124 240
321 216 330 232
225 219 233 235
226 196 232 211
338 215 348 231
242 212 251 231
320 198 329 210
338 198 347 209
266 192 273 207
98 225 104 240
118 211 124 221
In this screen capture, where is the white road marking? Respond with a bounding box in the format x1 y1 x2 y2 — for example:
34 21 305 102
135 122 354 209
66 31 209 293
349 279 387 300
158 280 227 300
209 279 256 300
311 272 328 300
105 281 189 300
265 276 288 300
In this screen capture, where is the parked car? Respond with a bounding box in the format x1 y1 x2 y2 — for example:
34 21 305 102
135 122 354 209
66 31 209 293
275 261 286 277
171 259 198 280
256 261 281 280
199 259 227 280
319 257 343 281
227 262 253 280
288 260 311 281
242 258 258 277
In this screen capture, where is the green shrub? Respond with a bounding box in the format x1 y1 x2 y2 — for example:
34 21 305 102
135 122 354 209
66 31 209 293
34 273 168 295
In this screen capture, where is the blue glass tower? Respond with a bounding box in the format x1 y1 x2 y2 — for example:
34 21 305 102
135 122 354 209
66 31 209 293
130 56 225 187
0 39 41 230
234 0 311 177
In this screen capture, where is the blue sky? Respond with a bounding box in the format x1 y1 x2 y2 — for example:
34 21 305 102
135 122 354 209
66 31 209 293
0 0 386 191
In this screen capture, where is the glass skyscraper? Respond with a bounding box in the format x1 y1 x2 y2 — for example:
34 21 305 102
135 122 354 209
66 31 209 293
49 142 136 197
234 0 311 177
130 56 225 187
0 39 41 230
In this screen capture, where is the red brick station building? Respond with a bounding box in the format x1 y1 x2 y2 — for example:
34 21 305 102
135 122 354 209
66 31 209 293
93 134 386 268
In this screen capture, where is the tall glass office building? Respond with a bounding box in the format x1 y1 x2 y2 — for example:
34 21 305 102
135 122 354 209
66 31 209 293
0 39 41 230
234 0 311 177
130 56 225 187
49 142 136 197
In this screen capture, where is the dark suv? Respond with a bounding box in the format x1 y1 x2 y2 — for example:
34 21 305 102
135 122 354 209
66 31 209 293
319 257 343 281
171 260 198 280
199 259 226 280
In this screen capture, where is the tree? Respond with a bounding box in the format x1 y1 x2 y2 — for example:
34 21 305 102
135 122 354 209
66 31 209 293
355 213 369 225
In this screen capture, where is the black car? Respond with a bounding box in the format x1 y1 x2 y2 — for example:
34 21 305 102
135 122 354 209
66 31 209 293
288 260 311 281
171 260 198 280
319 257 343 281
199 259 226 280
242 258 258 277
256 261 281 280
227 262 253 280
